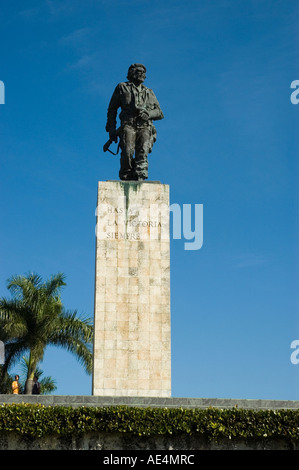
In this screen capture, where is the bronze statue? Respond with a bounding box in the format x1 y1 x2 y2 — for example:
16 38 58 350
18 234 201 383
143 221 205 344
104 64 164 181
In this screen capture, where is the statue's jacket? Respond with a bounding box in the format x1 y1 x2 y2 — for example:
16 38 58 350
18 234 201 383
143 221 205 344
106 81 164 134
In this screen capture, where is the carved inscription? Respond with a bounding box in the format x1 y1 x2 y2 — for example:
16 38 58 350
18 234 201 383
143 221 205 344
96 201 168 241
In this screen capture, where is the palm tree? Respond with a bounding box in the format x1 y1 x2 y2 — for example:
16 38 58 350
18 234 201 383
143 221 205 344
0 272 93 394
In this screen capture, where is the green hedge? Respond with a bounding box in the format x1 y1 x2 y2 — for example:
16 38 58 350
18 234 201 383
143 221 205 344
0 404 299 441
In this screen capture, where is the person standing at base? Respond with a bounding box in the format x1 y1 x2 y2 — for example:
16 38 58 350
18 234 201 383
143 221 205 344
32 376 40 394
12 375 20 394
105 63 164 181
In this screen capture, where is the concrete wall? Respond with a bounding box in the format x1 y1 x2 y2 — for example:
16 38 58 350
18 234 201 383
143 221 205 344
1 395 299 409
0 396 299 450
0 431 297 450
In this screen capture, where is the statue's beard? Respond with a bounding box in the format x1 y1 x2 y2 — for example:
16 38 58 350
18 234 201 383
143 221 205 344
131 74 145 85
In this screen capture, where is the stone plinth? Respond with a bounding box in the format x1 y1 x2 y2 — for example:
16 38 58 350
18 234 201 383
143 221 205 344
92 181 171 397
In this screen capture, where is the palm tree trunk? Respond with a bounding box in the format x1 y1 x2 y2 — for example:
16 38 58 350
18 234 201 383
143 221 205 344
25 377 34 394
25 352 36 394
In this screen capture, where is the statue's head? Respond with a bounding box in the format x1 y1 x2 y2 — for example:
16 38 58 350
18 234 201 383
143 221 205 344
127 63 146 84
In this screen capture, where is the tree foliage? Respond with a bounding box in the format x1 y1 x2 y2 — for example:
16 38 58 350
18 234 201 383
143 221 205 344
0 273 93 393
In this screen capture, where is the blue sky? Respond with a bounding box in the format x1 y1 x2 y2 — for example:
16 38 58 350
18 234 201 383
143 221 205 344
1 0 298 399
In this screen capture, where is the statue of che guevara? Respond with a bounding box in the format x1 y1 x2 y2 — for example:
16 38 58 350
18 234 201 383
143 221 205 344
104 64 164 181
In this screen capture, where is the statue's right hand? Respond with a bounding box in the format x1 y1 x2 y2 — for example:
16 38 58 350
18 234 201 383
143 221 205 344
139 110 150 121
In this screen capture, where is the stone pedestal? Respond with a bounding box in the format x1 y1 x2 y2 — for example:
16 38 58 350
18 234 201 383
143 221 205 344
92 181 171 397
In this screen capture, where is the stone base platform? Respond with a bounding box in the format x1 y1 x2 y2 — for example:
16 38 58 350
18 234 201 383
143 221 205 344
0 395 298 409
